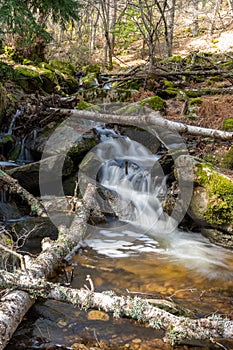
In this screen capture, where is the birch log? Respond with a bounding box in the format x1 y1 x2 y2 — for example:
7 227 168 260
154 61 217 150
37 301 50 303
0 183 94 349
49 108 233 141
0 270 232 345
0 169 45 216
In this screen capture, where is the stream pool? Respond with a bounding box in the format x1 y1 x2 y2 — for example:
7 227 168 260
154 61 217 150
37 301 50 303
5 222 233 350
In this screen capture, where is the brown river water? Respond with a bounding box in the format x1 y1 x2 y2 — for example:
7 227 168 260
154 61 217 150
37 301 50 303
6 222 233 350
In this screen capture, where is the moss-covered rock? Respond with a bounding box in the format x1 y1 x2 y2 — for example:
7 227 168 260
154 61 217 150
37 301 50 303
13 61 79 94
175 155 233 243
48 60 75 75
163 80 175 88
164 88 179 98
195 162 233 227
139 95 166 111
67 137 97 163
77 87 137 103
222 118 233 131
15 66 43 92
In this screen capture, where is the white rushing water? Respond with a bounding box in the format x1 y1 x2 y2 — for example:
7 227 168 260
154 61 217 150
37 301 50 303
95 136 177 233
81 131 233 280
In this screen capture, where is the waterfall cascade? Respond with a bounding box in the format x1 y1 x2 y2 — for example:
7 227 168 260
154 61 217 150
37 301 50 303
80 126 233 280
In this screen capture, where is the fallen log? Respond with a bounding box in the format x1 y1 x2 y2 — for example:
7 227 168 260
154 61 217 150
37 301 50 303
0 270 232 345
49 108 233 141
0 183 94 349
0 169 45 216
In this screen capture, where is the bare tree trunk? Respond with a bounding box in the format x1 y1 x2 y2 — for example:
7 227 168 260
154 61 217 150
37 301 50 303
192 0 199 36
209 0 222 35
49 108 233 141
89 12 100 56
165 0 176 56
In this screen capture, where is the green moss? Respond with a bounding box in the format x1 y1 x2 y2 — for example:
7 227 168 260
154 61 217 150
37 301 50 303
68 138 97 163
60 75 79 93
48 59 75 75
219 61 233 70
15 66 41 79
139 95 166 111
0 62 17 81
189 97 203 105
82 72 98 87
221 146 233 170
4 46 24 63
83 64 101 74
164 88 179 97
15 66 42 92
162 55 183 64
222 118 233 131
0 135 15 143
122 80 141 90
196 163 233 225
23 59 34 65
75 100 100 111
209 75 222 82
163 80 174 88
185 90 202 98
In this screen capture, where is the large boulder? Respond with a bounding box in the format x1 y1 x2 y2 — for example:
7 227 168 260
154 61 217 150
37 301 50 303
7 155 73 195
14 60 79 94
175 155 233 247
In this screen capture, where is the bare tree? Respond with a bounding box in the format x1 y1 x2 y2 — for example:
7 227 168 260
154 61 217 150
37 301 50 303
165 0 176 56
191 0 199 36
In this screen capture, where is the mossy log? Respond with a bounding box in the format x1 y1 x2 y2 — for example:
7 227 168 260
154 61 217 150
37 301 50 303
49 108 233 141
0 270 232 346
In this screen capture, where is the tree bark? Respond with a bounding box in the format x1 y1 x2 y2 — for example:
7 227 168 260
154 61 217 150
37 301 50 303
0 169 45 216
0 270 232 345
49 108 233 141
0 183 94 349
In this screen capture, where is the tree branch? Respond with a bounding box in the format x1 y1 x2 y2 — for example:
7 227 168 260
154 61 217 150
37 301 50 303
49 108 233 141
0 169 45 216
